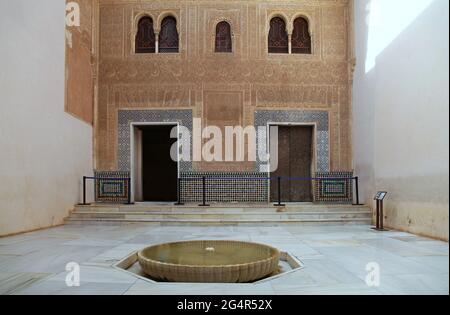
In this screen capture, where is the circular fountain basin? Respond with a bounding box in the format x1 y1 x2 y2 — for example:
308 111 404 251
138 240 280 283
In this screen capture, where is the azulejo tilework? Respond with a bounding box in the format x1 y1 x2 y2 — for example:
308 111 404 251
180 172 269 203
118 109 194 172
314 171 354 204
94 171 131 203
110 109 334 203
254 110 330 172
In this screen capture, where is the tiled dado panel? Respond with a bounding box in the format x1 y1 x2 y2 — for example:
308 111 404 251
94 171 130 203
254 110 330 172
180 172 268 203
314 171 354 204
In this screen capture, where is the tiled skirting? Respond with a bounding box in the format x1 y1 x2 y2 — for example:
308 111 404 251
94 171 130 203
98 109 345 204
180 172 269 203
93 170 354 204
314 171 354 204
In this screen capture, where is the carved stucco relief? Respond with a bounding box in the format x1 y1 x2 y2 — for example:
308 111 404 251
93 0 353 172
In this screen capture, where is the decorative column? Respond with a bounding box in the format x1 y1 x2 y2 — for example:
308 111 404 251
288 34 292 54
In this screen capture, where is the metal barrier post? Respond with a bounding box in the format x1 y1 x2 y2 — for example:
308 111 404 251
79 176 90 206
273 177 286 207
125 178 134 205
175 178 185 206
353 176 363 205
199 176 210 207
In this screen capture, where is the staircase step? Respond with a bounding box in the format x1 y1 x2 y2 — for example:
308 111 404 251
74 204 370 213
70 211 371 221
65 217 372 227
67 203 372 226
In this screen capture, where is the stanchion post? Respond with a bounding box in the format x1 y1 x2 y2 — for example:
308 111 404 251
125 178 134 205
274 177 286 207
199 176 210 207
79 176 90 206
175 178 185 206
354 176 363 205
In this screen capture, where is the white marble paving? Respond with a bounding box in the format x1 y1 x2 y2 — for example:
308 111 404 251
0 224 447 295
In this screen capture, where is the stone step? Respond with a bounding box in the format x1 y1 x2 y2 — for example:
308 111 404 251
74 204 370 214
64 217 373 227
70 211 372 221
67 203 372 226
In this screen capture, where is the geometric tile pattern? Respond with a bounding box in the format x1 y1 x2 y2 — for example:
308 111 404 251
180 172 269 203
94 171 130 203
254 110 330 172
118 109 193 172
109 109 335 204
314 171 353 204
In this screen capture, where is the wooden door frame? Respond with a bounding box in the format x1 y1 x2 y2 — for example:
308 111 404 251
130 122 180 203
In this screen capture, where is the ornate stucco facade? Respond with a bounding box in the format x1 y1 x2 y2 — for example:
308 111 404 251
66 0 356 202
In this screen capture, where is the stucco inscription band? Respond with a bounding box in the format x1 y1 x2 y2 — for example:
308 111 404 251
138 241 280 283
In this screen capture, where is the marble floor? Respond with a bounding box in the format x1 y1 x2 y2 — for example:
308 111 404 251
0 224 447 295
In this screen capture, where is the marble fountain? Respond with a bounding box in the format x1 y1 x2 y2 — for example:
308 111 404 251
137 240 281 283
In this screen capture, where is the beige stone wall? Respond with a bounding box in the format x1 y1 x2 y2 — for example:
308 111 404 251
0 0 93 236
353 0 449 241
94 0 354 172
66 0 96 125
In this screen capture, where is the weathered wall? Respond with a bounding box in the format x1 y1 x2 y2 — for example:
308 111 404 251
353 0 449 240
0 0 93 236
95 0 354 172
65 0 95 124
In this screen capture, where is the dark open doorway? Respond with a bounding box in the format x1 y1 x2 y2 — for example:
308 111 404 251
270 125 314 202
139 125 178 202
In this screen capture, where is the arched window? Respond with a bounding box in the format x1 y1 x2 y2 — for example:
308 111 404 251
215 21 232 53
135 16 156 54
268 17 288 54
159 16 179 53
292 17 312 54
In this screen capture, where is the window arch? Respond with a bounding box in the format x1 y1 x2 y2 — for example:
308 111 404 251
268 17 288 54
215 21 232 53
159 16 179 53
135 16 156 53
292 17 312 54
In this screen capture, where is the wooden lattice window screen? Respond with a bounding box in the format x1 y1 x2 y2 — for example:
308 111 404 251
215 21 232 53
292 17 312 54
268 17 288 54
135 16 156 54
159 16 179 53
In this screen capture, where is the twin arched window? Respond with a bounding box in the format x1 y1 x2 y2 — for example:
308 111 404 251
135 15 310 55
268 16 312 54
135 15 179 54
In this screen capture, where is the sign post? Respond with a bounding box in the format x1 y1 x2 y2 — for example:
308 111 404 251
372 192 388 231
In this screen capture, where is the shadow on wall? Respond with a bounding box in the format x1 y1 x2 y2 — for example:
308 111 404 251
353 0 449 240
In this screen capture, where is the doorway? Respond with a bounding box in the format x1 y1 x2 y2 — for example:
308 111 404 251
134 124 178 202
270 125 314 202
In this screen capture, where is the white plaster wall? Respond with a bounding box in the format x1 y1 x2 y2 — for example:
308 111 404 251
0 0 93 236
353 0 449 240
